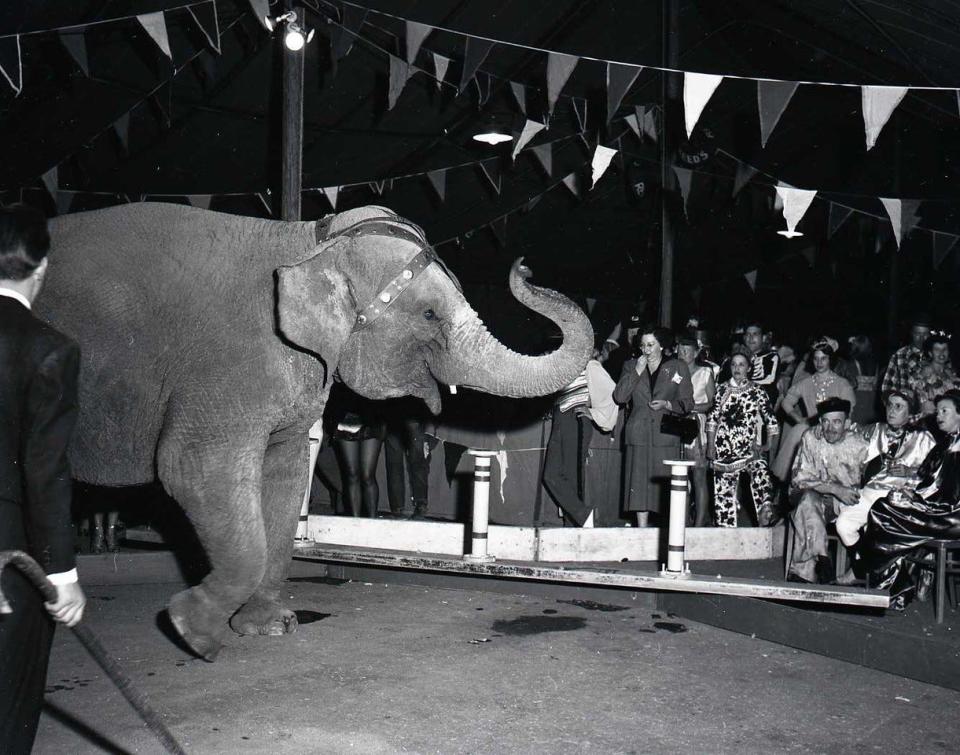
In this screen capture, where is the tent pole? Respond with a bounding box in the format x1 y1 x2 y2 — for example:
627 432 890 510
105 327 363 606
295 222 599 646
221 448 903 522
658 0 680 327
281 4 305 222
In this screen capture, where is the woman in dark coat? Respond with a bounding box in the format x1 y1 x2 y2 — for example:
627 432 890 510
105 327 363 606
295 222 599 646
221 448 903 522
613 326 694 526
859 389 960 607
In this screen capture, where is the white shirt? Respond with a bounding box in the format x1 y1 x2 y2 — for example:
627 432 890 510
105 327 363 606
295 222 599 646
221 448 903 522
0 287 78 585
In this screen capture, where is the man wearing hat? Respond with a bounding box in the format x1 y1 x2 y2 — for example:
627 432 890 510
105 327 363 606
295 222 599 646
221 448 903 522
881 314 932 395
786 397 868 583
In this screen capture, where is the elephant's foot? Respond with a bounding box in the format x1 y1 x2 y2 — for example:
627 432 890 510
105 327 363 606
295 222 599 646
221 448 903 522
167 586 229 662
229 594 299 637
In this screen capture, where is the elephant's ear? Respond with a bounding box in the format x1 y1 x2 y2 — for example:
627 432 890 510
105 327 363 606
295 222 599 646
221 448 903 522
276 241 356 385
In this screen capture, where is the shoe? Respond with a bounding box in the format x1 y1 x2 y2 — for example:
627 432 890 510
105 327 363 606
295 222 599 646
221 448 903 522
815 555 835 585
889 594 908 612
91 527 105 555
786 572 813 584
407 502 428 521
105 524 119 553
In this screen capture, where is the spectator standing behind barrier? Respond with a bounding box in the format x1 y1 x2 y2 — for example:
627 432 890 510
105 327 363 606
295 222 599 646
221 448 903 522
706 353 780 528
0 204 87 753
846 335 880 426
325 382 386 517
613 327 693 527
881 314 932 395
383 397 433 520
773 339 856 481
907 330 958 418
676 333 716 526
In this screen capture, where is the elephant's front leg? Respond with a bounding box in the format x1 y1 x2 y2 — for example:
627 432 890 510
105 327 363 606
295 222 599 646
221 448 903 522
159 433 269 661
229 427 309 638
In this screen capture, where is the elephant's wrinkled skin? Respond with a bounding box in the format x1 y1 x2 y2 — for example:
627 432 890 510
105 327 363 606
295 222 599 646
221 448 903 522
35 203 593 660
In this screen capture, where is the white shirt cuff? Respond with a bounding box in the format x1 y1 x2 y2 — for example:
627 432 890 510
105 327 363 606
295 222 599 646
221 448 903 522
47 568 78 586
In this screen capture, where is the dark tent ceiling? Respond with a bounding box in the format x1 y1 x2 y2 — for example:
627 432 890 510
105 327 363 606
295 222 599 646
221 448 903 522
2 0 959 344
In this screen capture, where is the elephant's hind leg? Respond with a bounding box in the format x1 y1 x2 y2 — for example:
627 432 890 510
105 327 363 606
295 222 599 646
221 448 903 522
230 426 310 637
158 434 268 661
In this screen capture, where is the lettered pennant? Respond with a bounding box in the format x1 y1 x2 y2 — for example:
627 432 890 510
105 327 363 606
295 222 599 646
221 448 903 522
880 197 921 249
459 38 494 94
405 21 432 63
0 35 22 94
509 81 526 115
673 165 693 217
933 232 959 269
113 112 130 153
511 119 546 161
827 202 854 238
683 72 723 138
775 183 817 237
247 0 271 30
862 85 908 151
60 31 89 76
432 53 450 90
387 54 411 110
757 80 798 148
530 143 552 177
478 158 501 194
426 169 446 202
188 1 221 54
546 52 578 119
606 63 641 123
331 6 368 61
590 145 618 189
137 12 172 61
744 269 758 292
322 187 339 210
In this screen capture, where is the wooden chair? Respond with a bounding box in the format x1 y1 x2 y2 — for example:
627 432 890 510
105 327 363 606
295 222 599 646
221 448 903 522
906 540 960 624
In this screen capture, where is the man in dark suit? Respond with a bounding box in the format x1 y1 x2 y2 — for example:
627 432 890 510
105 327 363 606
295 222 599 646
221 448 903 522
0 204 86 753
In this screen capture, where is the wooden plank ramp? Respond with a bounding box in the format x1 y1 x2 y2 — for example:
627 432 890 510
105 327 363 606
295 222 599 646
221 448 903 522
294 544 889 609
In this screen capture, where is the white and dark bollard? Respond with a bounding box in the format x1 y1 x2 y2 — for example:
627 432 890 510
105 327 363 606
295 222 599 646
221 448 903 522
294 420 323 547
464 450 497 563
661 459 695 576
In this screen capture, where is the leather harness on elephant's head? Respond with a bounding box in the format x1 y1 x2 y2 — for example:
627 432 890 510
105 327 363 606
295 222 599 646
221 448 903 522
318 215 462 333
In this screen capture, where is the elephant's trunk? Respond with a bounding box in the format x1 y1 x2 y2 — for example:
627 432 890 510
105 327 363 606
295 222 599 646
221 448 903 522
432 259 594 397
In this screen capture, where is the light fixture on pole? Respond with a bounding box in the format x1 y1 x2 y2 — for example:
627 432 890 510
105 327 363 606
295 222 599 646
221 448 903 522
471 113 514 146
264 9 316 51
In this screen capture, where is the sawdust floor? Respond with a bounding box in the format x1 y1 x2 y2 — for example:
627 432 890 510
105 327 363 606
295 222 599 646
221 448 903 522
34 566 960 754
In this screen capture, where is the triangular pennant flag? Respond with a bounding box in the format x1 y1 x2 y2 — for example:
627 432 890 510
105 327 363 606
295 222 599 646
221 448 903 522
572 97 588 132
511 119 546 161
432 52 450 90
322 187 339 210
187 194 212 210
475 72 492 107
623 112 641 139
862 85 908 150
775 183 817 237
546 52 578 118
0 35 22 94
561 172 580 199
458 38 494 94
55 192 73 216
405 21 432 63
606 63 641 123
247 0 271 30
331 6 368 60
490 216 507 247
744 270 758 291
757 80 798 148
879 197 901 247
732 162 757 197
640 105 658 141
530 143 552 177
799 245 816 267
509 81 526 115
773 189 783 212
427 169 446 202
387 54 411 110
479 158 501 194
827 202 853 238
683 72 723 138
368 179 386 195
41 166 57 197
188 1 221 54
590 145 618 189
113 112 130 152
585 297 597 314
673 165 693 217
137 12 172 60
60 32 89 76
933 232 959 269
525 194 542 213
880 197 920 249
256 192 272 215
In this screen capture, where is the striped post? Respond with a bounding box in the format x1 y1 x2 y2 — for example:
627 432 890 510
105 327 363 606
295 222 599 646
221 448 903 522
295 420 323 547
661 459 696 575
464 450 498 562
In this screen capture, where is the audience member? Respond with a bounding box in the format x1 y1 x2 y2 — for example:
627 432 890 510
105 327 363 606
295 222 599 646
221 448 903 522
773 339 856 480
706 353 780 527
786 398 867 583
908 330 958 418
325 382 386 517
847 334 880 425
383 397 433 520
677 333 716 525
858 390 960 609
613 327 693 527
881 314 932 395
743 321 781 405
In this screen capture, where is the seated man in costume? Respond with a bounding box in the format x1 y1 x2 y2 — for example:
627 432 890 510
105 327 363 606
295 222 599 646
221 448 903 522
835 389 936 548
858 390 960 608
786 398 867 583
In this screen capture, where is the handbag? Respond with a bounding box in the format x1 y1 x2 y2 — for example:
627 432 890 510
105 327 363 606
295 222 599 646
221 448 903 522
659 412 699 444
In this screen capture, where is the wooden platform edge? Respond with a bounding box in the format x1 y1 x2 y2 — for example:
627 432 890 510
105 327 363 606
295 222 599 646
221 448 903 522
294 544 889 608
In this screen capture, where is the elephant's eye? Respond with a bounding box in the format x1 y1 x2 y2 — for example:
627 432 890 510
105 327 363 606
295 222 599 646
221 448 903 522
423 308 436 321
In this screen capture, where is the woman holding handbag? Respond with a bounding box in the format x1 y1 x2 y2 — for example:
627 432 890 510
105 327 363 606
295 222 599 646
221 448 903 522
613 327 694 527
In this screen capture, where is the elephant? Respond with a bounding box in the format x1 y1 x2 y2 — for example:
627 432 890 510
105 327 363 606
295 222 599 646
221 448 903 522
34 202 593 660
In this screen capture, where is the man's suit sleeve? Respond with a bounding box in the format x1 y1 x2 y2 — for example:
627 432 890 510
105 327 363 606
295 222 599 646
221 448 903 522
23 340 80 575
